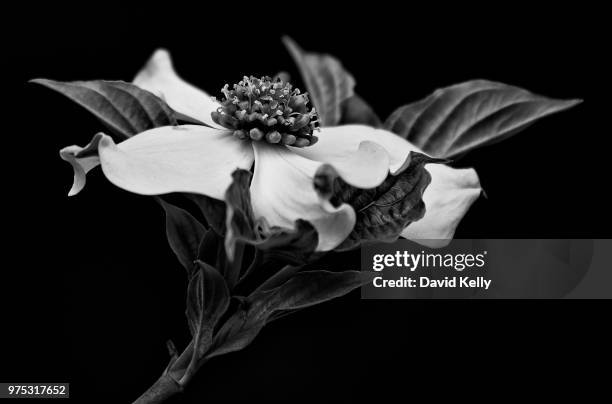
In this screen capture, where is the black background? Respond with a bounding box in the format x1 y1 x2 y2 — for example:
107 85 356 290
3 4 609 403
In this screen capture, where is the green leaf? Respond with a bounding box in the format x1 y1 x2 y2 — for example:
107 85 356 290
385 80 582 158
30 79 178 138
186 261 230 358
206 270 371 359
282 36 356 127
224 170 320 265
334 152 444 251
157 198 206 275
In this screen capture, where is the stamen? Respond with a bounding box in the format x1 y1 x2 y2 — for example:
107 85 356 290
211 75 320 147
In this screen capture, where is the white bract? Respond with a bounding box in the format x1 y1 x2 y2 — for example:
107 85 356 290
61 50 481 251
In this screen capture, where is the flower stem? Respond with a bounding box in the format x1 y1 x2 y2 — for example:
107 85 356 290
132 340 195 404
132 373 183 404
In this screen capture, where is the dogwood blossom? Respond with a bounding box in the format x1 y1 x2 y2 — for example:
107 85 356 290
60 50 480 251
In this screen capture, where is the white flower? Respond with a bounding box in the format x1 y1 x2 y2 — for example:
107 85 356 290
61 50 481 251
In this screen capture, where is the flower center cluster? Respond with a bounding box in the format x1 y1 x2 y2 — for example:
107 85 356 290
211 76 320 147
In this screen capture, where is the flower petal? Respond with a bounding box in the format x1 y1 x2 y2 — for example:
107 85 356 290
292 125 418 174
293 138 389 189
334 152 443 251
401 164 481 247
133 49 222 129
297 124 482 247
224 170 320 266
250 143 357 252
98 125 254 199
59 133 104 196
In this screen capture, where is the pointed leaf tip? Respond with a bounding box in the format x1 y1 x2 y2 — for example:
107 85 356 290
385 80 583 159
157 197 207 275
30 79 177 139
282 36 356 127
186 261 230 357
206 269 369 359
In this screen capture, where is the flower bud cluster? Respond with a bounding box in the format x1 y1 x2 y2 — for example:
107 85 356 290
211 76 320 147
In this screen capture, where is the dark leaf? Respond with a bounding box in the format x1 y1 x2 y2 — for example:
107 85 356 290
335 152 444 251
385 80 582 158
249 270 372 311
186 261 230 358
207 270 371 359
30 79 177 139
197 228 222 265
197 229 244 291
224 170 320 265
185 194 226 236
282 36 355 127
253 265 301 294
157 198 206 276
205 307 267 359
233 257 290 298
339 94 382 127
267 309 300 323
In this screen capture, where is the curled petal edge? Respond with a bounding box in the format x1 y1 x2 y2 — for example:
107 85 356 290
59 133 104 196
401 165 482 248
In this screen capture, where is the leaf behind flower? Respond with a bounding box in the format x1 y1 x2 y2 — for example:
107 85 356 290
30 79 178 138
282 36 356 127
338 94 382 127
385 80 582 158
